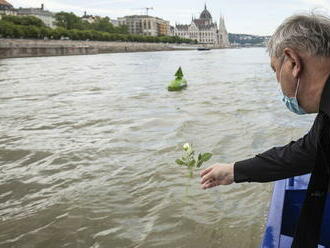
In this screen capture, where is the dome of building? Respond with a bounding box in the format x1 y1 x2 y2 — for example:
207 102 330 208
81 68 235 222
199 4 212 19
0 0 13 10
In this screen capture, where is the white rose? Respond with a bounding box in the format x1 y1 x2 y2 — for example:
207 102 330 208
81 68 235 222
183 143 191 151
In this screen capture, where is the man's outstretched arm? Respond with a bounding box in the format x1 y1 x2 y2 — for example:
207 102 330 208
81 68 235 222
234 115 320 183
200 115 320 189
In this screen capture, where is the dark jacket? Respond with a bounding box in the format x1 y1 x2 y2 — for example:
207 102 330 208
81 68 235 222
234 76 330 183
234 75 330 248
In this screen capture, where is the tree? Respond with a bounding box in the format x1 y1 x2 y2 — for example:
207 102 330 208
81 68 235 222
0 21 14 37
39 26 50 39
89 17 128 34
90 17 114 33
0 19 196 44
23 25 40 38
116 24 128 34
55 12 84 30
2 15 45 27
12 25 24 38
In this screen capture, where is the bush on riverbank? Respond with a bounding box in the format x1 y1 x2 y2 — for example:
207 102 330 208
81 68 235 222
0 18 196 44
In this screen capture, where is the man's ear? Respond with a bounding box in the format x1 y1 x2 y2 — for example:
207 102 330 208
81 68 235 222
283 48 303 79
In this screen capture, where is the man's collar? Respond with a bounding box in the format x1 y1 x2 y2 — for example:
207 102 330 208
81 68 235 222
320 74 330 117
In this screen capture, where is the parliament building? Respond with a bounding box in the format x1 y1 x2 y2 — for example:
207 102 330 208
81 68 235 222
173 4 230 47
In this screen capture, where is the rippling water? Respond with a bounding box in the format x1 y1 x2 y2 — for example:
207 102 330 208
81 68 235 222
0 48 314 248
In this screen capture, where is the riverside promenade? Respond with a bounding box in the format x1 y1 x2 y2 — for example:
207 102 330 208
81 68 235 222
0 39 199 59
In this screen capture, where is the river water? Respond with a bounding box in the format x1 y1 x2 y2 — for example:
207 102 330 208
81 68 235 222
0 48 314 248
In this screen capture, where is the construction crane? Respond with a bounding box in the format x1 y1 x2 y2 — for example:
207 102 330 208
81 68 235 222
144 7 154 16
131 7 154 16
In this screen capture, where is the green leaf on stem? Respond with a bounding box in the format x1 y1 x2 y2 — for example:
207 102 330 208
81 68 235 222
201 153 212 162
188 159 196 167
176 159 185 166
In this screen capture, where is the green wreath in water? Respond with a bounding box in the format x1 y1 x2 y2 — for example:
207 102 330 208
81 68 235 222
168 67 188 91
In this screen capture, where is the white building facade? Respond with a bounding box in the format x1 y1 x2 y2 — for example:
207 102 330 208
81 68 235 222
173 5 230 47
17 4 56 28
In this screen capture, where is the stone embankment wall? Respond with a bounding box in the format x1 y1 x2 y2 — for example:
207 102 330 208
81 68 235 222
0 39 198 59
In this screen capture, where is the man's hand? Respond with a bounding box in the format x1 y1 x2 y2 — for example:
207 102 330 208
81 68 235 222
200 163 234 189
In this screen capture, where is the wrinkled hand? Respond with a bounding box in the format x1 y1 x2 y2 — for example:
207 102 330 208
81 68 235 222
200 163 234 189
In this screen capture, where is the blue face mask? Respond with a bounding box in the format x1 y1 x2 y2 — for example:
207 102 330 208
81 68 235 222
281 91 307 115
278 63 306 115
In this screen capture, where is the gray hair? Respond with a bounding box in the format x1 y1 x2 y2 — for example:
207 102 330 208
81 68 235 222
267 12 330 58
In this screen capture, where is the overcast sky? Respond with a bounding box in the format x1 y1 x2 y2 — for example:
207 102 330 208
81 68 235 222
9 0 330 35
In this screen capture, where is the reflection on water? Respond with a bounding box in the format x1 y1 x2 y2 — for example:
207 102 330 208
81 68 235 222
0 48 314 248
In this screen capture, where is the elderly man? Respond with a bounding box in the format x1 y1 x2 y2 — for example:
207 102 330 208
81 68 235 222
200 13 330 247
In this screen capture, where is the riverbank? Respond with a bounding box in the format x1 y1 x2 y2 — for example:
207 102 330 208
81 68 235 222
0 39 200 59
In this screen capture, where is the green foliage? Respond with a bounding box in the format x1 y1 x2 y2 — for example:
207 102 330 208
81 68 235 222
2 15 45 27
175 67 183 79
55 12 128 35
197 153 212 168
168 79 187 91
90 17 114 33
55 12 85 30
23 25 40 38
117 24 128 34
0 15 195 44
0 21 13 37
168 67 187 91
176 143 213 178
176 159 185 165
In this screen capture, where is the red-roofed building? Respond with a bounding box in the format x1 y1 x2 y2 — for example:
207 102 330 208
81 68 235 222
0 0 17 17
